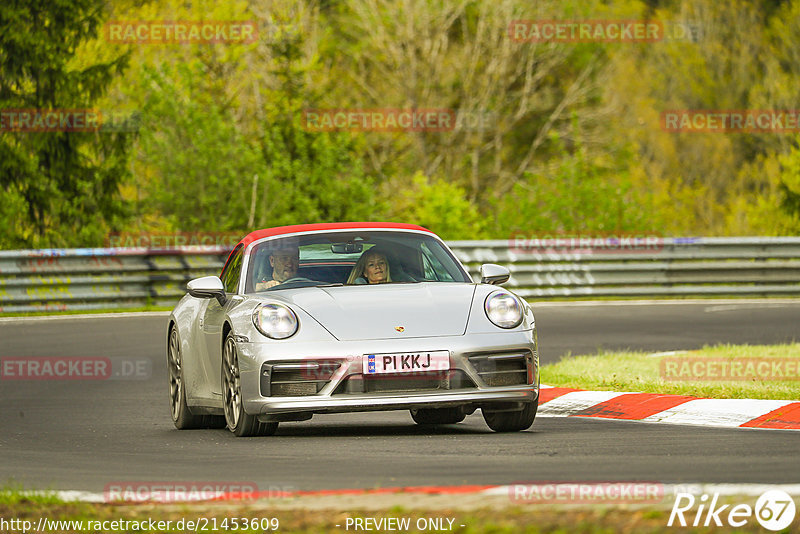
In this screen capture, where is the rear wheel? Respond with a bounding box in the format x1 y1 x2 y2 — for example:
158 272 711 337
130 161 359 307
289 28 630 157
482 398 538 432
168 327 224 429
222 333 278 437
410 407 466 425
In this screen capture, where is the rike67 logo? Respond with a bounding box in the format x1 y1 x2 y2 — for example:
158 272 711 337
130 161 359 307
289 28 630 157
668 490 796 531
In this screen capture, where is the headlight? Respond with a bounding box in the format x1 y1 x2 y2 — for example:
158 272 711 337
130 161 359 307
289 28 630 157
253 303 298 339
484 291 523 329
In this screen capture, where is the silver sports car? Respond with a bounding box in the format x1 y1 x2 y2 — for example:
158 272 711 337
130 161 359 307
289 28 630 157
167 222 539 436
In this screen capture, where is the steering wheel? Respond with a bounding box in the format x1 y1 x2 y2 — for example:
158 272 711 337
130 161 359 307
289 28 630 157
279 277 314 284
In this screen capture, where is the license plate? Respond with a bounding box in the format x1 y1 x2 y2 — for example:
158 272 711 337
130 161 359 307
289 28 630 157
363 351 450 375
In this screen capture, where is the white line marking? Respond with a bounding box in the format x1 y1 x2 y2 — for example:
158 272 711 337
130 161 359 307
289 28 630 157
642 398 794 427
483 483 800 498
646 350 689 358
0 311 170 323
531 298 800 308
26 490 106 502
704 303 798 312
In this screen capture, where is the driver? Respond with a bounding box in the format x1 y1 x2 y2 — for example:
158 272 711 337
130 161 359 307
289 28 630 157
255 245 299 290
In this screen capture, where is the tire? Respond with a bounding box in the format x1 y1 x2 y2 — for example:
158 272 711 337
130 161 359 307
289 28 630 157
222 333 278 437
482 398 538 432
168 327 225 429
410 407 467 425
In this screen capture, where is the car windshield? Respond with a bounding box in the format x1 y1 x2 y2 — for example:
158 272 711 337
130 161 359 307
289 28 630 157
244 230 472 292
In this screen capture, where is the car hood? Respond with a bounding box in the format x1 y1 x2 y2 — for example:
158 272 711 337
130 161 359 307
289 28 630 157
277 283 477 341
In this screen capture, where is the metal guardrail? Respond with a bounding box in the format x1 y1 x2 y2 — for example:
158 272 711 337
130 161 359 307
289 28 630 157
1 237 799 313
0 247 229 313
453 237 800 299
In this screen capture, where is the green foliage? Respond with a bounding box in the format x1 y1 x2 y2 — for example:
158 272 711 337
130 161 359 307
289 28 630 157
3 0 800 247
134 62 267 231
776 140 800 231
542 343 800 400
389 172 487 240
256 122 379 227
257 17 380 227
0 483 63 505
123 1 380 234
495 128 662 237
0 0 132 247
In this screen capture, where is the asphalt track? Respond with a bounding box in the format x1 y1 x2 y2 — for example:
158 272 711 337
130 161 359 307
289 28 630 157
1 299 799 493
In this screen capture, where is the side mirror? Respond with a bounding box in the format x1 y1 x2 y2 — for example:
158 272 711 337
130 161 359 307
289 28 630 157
187 276 227 305
480 263 510 285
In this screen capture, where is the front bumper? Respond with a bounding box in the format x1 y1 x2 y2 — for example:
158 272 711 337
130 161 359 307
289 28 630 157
235 330 539 417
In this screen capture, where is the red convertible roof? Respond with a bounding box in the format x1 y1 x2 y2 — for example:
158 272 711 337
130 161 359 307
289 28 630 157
237 222 433 248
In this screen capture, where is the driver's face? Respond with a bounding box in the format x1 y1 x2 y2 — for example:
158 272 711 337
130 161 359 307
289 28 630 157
269 250 299 282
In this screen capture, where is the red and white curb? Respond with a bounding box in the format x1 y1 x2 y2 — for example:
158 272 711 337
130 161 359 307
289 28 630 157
538 385 800 430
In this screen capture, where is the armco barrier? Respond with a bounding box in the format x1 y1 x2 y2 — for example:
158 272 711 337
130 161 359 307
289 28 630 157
1 237 799 313
0 247 229 313
454 236 800 299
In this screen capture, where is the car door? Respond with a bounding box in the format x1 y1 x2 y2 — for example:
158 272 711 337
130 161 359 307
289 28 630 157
201 244 244 399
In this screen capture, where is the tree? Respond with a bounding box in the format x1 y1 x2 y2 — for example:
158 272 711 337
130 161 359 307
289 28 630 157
494 126 663 237
118 0 379 233
776 140 800 232
249 1 380 227
134 62 267 231
389 171 487 240
0 0 132 247
324 0 628 211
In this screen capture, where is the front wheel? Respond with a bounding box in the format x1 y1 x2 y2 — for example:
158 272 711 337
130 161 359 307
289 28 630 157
168 327 224 429
222 333 278 437
482 398 538 432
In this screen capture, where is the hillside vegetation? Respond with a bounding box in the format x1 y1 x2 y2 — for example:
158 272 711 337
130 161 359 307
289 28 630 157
2 0 800 247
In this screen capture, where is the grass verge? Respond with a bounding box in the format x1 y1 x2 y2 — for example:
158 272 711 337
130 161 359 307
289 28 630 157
0 494 772 534
541 343 800 399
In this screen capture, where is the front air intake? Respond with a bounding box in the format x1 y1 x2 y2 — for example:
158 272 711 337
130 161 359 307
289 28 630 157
261 360 342 397
467 352 530 386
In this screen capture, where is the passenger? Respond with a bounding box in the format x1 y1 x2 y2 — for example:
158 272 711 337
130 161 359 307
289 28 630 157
346 248 392 284
255 246 299 290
